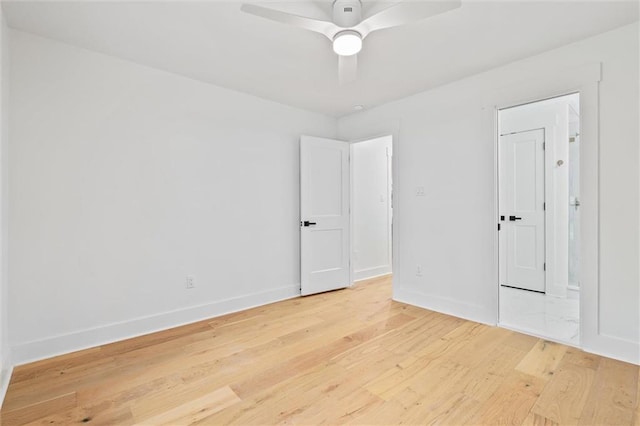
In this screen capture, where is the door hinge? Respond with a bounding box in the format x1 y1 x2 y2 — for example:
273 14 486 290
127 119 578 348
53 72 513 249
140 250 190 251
544 262 546 271
542 142 546 150
498 223 501 231
543 202 546 210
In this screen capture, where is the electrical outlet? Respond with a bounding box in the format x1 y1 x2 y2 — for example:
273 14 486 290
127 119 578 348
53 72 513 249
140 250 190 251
186 275 195 289
416 187 425 196
416 265 423 277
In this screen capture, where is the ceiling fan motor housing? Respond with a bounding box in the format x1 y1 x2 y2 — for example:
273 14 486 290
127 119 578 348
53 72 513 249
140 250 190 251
333 0 362 28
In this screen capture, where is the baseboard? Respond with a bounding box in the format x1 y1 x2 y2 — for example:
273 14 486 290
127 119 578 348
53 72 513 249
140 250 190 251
393 286 496 326
500 321 639 366
583 334 640 366
11 284 300 366
354 265 392 282
0 365 13 410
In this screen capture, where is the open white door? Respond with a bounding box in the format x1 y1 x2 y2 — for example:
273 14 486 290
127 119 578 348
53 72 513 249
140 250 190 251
502 129 546 293
300 135 350 296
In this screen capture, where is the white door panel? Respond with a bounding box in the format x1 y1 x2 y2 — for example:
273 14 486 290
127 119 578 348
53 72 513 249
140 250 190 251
300 135 350 296
502 129 546 292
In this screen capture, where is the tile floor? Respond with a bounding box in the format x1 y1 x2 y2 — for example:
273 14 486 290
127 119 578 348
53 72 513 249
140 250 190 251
499 285 580 346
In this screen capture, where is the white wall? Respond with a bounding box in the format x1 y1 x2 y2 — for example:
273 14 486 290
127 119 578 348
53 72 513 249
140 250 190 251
8 30 337 364
0 6 10 400
352 136 392 281
338 23 639 364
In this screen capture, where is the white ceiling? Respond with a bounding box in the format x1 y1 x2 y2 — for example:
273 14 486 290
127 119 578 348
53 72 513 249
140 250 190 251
3 0 638 117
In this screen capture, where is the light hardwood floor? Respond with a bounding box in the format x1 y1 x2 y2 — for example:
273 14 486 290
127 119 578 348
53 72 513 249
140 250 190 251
2 275 639 425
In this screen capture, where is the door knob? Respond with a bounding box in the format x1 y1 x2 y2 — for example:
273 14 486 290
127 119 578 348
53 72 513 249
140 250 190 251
302 221 317 227
509 216 522 221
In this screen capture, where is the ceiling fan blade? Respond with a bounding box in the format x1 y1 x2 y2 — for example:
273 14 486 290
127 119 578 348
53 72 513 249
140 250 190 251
354 0 461 38
241 4 340 40
339 55 358 85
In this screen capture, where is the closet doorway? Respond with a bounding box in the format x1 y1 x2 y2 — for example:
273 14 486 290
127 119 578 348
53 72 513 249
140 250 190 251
350 136 393 283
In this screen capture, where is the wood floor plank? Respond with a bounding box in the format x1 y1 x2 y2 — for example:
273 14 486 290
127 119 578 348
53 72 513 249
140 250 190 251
413 320 489 359
131 385 241 425
521 412 559 425
10 347 103 384
22 402 134 426
363 354 438 399
634 370 640 425
445 325 512 370
454 344 528 403
531 359 595 424
397 391 478 425
397 359 471 403
230 312 417 399
516 339 568 380
503 331 539 352
348 399 407 425
191 363 351 425
2 275 638 426
561 346 602 370
578 357 638 425
1 392 77 425
382 312 463 355
429 394 482 425
471 371 546 425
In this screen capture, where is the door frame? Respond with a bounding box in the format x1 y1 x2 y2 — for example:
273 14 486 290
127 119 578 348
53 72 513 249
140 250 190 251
338 119 401 297
498 96 577 299
489 63 600 352
348 135 394 286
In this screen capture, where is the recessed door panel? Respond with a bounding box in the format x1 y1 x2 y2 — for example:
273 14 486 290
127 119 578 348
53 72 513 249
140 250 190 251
310 147 343 217
310 229 344 272
513 138 538 212
514 225 537 270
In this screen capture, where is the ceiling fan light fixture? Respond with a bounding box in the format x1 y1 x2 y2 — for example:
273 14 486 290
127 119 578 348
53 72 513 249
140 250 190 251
332 30 362 56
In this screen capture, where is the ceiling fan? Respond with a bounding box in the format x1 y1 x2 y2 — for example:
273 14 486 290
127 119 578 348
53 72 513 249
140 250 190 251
241 0 462 84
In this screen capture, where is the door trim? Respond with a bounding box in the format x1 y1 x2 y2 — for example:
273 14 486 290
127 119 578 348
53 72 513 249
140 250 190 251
341 119 400 293
486 62 631 358
495 93 587 349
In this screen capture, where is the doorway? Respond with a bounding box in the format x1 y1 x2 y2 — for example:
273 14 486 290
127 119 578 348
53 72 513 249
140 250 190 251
299 134 393 296
498 93 581 346
350 136 393 283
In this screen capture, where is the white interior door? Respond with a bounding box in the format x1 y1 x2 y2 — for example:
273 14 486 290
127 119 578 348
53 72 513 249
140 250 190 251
300 135 350 296
502 129 546 292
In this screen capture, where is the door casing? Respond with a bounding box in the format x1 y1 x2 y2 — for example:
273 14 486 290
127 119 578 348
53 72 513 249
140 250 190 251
490 63 600 353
